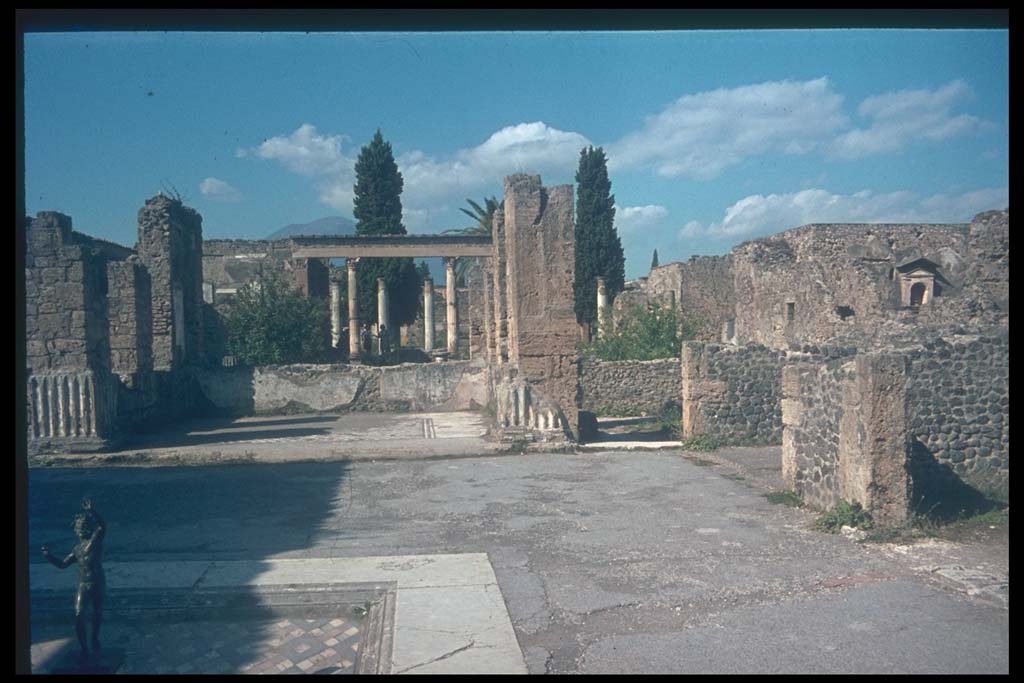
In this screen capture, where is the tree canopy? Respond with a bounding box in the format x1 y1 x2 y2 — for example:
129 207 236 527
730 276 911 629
574 146 625 331
352 130 420 330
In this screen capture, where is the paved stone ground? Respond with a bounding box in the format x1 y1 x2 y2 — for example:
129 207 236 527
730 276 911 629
26 412 1009 674
30 412 501 467
31 615 362 674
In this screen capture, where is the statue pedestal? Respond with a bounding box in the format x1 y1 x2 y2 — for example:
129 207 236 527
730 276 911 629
48 647 124 675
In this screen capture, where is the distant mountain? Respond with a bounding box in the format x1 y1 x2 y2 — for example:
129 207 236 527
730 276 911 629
267 216 356 240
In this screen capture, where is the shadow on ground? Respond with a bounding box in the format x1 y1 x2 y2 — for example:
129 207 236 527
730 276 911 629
112 418 337 451
909 439 1007 523
30 461 352 673
587 416 677 444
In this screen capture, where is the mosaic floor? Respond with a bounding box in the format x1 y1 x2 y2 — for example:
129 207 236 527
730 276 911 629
31 615 364 675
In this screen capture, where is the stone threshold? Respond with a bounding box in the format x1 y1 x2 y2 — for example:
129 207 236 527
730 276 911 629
577 441 683 451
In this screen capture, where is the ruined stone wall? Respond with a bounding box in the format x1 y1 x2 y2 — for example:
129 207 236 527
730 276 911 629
25 212 134 447
783 353 910 526
614 256 735 342
579 357 681 416
26 213 118 375
732 222 975 349
202 238 296 294
293 258 330 299
905 333 1009 495
611 280 647 320
454 288 470 357
194 360 488 415
779 332 1010 500
136 195 204 371
681 342 785 444
964 209 1009 314
491 207 509 363
466 258 486 359
500 174 580 438
106 257 153 378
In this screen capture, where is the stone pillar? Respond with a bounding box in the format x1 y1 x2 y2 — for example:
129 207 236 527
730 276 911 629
136 194 204 372
377 278 389 351
467 260 484 360
482 264 493 364
680 341 703 438
596 277 608 339
347 258 359 357
838 353 909 527
491 207 508 364
780 364 803 492
501 174 580 439
423 277 435 352
445 257 458 357
329 278 342 349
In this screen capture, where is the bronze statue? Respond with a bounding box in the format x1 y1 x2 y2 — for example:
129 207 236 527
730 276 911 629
41 498 106 660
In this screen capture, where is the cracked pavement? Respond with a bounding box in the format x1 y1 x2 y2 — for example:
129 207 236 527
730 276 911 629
28 448 1008 674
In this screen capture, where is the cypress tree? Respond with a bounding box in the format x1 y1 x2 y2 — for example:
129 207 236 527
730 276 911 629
574 146 625 330
352 130 420 330
651 249 659 270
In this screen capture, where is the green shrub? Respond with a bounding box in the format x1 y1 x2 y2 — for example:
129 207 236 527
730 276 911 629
225 269 330 366
766 490 804 508
815 500 874 533
586 302 699 361
679 434 725 452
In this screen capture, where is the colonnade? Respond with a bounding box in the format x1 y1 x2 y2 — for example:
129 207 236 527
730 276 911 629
328 257 460 357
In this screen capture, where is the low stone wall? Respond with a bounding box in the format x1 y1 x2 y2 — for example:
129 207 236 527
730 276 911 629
681 343 785 444
195 360 488 415
579 357 681 416
905 333 1009 495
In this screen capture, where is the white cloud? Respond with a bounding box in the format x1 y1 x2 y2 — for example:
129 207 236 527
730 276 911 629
681 186 1008 240
244 123 353 177
244 121 589 218
317 182 355 214
198 177 242 202
607 78 848 180
242 123 358 212
399 122 591 202
830 80 985 160
403 206 448 231
616 204 668 232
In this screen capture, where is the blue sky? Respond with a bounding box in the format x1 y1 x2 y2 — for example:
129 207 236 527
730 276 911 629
25 30 1008 278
